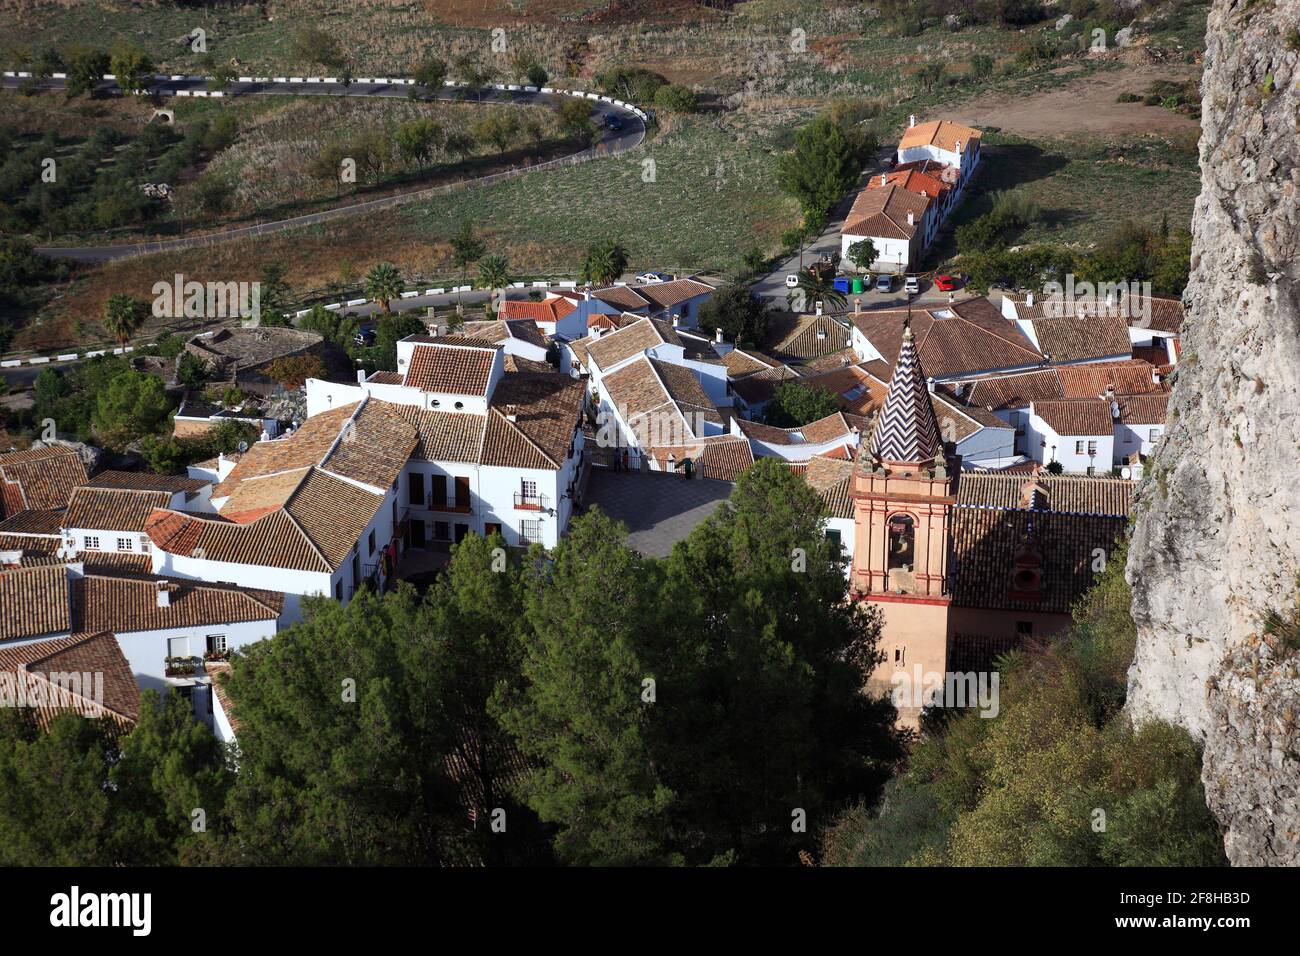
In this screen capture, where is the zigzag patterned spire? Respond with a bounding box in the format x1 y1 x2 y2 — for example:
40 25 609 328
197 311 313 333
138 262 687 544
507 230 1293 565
869 324 943 464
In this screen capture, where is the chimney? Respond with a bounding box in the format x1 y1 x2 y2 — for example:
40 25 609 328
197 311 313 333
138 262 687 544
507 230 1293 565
714 327 724 343
909 114 916 127
583 288 591 302
926 377 936 394
156 581 170 608
815 300 823 317
505 403 519 422
671 314 681 328
853 297 861 313
956 139 962 155
356 369 366 384
906 211 914 226
1152 366 1161 384
1026 291 1034 307
880 173 887 186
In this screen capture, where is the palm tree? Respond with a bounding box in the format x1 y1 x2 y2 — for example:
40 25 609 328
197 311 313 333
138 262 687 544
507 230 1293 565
580 239 630 287
103 293 146 347
478 254 512 295
792 273 847 314
364 262 404 313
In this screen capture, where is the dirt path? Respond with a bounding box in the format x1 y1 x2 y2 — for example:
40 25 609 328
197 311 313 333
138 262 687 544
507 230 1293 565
941 62 1201 138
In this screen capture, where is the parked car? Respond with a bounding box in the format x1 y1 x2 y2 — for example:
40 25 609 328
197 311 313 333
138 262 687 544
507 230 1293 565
875 274 894 293
604 114 623 131
353 325 377 347
635 271 668 284
904 276 920 295
785 274 800 288
934 274 958 292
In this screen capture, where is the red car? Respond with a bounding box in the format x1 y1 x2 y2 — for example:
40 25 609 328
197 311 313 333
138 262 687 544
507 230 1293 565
934 274 958 292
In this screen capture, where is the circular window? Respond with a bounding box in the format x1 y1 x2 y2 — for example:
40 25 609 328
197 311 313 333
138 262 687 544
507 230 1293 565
429 399 440 408
454 401 464 410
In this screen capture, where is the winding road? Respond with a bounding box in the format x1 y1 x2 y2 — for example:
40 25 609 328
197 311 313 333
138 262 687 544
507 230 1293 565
0 73 647 263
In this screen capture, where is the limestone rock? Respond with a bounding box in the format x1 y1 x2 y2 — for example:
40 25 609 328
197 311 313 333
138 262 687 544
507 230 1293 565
1126 0 1300 865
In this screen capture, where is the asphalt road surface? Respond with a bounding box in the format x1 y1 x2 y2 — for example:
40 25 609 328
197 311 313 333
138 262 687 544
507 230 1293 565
1 74 646 263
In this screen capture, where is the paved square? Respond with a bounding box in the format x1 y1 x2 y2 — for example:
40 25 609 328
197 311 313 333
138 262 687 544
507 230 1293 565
581 469 734 558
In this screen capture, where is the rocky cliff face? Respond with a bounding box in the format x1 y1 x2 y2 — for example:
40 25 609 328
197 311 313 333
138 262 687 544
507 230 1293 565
1126 0 1300 865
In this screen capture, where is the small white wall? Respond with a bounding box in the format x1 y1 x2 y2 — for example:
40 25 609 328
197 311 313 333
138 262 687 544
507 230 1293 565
1028 416 1114 474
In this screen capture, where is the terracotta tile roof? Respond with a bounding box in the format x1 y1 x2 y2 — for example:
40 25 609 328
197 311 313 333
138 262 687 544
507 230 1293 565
957 368 1064 410
1003 291 1183 334
956 473 1134 514
75 570 283 634
502 354 556 374
64 487 172 533
898 118 982 154
462 318 549 350
851 298 1043 379
0 509 65 535
1027 316 1132 363
603 356 720 444
367 370 405 385
403 340 498 395
84 470 210 495
1115 393 1170 426
722 349 782 377
951 474 1132 614
843 183 932 239
0 446 89 517
730 364 803 405
801 348 861 374
148 468 384 573
319 401 418 491
582 317 681 371
208 662 238 732
631 278 715 310
736 411 856 447
219 468 311 524
212 403 357 498
0 631 139 727
386 405 486 463
1056 360 1166 398
0 565 73 639
487 373 585 469
692 435 756 481
805 454 856 519
865 167 951 201
931 391 1010 441
894 157 960 183
772 315 853 360
591 285 652 312
501 297 577 326
801 364 886 417
1032 398 1115 436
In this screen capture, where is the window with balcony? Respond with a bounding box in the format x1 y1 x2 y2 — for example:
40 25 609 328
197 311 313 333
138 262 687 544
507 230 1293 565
515 479 545 510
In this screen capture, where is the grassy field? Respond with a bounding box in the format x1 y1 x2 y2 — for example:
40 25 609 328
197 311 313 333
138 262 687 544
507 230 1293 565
2 0 1210 351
